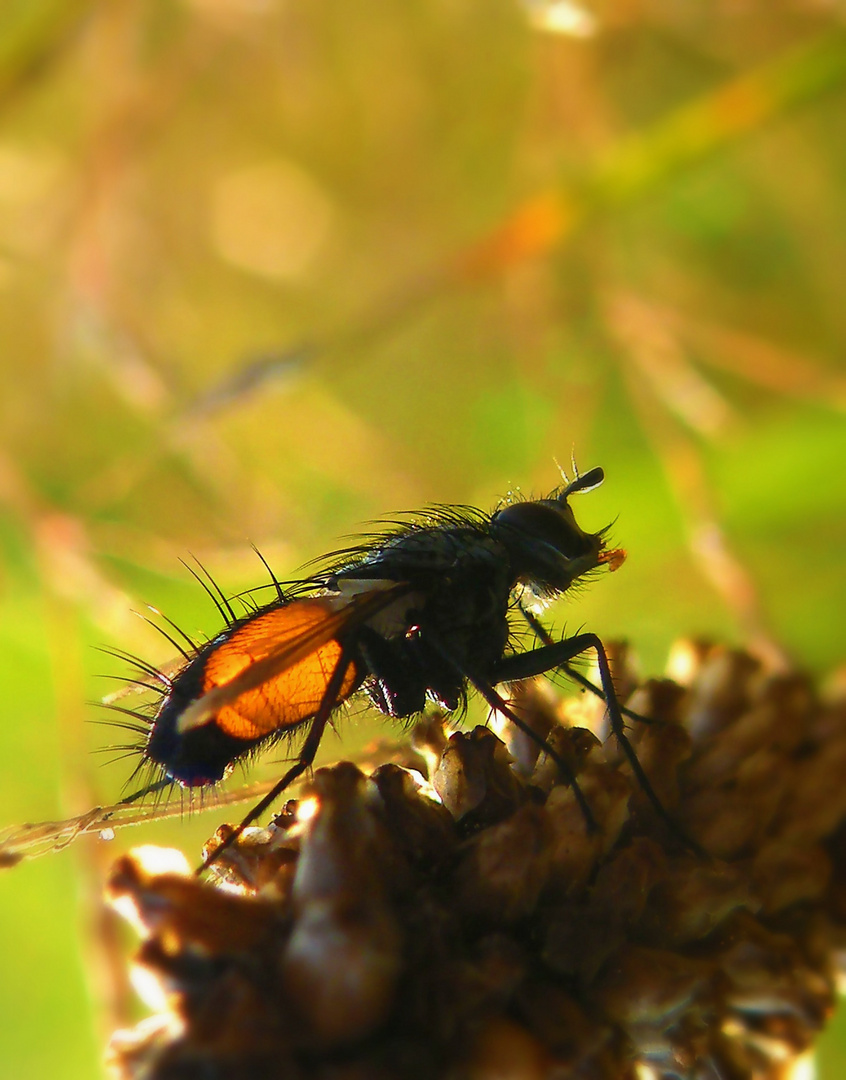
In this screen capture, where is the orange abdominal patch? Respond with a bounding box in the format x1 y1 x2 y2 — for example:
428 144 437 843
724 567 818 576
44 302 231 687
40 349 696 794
200 599 360 741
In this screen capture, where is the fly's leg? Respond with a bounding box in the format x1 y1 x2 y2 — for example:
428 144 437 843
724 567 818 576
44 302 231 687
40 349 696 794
518 605 657 727
423 631 599 833
495 633 701 853
198 646 354 875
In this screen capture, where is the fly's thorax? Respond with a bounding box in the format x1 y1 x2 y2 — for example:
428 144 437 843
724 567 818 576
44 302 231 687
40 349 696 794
357 526 505 576
329 530 515 687
331 529 512 638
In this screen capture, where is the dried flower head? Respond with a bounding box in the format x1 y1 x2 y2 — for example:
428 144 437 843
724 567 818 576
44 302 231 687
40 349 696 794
105 641 846 1079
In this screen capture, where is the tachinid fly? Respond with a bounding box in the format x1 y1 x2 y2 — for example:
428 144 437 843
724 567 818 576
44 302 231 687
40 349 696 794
115 466 656 870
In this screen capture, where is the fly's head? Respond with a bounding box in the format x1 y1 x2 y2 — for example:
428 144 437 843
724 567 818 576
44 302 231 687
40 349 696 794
491 466 625 602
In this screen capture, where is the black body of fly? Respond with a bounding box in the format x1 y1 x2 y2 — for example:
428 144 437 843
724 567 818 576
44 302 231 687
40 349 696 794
116 467 667 870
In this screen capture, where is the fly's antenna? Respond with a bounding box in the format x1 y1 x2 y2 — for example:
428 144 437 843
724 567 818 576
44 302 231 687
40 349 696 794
554 454 603 498
561 466 605 498
552 455 570 486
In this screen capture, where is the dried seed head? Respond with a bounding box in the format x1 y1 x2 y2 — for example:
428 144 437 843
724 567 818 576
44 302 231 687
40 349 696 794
106 641 846 1080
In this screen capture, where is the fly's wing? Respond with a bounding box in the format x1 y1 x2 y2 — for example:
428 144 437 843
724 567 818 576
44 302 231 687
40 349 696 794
1 582 416 864
0 779 285 865
176 582 413 739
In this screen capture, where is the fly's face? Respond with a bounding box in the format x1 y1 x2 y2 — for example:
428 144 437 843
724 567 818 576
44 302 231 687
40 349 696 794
491 467 624 597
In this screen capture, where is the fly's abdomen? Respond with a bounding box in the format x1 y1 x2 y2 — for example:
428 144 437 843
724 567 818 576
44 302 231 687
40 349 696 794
146 597 363 785
200 602 360 737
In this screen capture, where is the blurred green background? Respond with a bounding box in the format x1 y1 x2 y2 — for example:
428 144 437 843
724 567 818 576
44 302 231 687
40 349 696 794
0 1 844 1077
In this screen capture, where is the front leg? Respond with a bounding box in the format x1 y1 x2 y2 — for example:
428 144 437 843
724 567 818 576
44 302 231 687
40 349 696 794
518 605 656 726
420 629 598 833
495 634 698 850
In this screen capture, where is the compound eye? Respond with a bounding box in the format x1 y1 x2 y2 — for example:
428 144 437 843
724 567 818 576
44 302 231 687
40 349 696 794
494 501 594 560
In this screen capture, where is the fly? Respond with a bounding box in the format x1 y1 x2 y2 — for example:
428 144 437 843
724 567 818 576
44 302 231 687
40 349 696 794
109 466 668 871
